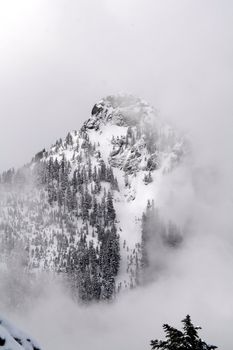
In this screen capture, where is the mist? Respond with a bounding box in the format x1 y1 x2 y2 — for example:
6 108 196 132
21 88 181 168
0 0 233 349
0 98 232 349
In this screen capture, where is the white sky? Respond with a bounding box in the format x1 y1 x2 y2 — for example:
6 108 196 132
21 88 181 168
0 0 233 172
0 2 233 348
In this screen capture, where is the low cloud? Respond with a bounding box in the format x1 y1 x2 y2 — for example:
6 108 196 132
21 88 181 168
0 1 233 349
1 120 233 349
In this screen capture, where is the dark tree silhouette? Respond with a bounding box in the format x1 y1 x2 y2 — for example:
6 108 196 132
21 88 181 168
151 315 217 350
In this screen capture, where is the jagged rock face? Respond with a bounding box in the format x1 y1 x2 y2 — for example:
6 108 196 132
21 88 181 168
84 94 183 174
85 94 155 129
0 94 186 303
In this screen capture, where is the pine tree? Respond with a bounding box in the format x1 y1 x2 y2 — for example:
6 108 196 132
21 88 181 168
151 315 218 350
72 170 78 194
106 191 116 222
65 132 73 146
141 212 149 269
99 159 107 181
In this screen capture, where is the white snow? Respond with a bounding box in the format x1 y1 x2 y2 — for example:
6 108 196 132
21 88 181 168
0 315 41 350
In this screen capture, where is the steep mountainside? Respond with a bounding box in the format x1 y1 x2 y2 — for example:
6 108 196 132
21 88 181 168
0 94 186 302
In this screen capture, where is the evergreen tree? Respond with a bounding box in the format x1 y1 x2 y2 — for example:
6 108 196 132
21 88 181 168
151 315 218 350
65 132 73 146
141 202 182 277
141 212 149 269
99 160 107 181
106 191 116 222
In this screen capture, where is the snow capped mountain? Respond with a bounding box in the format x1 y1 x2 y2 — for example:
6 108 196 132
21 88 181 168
0 315 41 350
0 94 186 302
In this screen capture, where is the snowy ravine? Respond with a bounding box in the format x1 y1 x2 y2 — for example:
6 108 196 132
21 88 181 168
0 315 41 350
0 94 186 302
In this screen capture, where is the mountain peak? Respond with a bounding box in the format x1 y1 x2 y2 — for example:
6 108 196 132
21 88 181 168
0 94 186 302
31 94 184 177
84 93 156 131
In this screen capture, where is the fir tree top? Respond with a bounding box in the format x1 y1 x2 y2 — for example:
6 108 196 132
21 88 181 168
151 315 217 350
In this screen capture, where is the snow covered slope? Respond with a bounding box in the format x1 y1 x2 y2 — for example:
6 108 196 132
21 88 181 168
0 315 41 350
0 94 186 301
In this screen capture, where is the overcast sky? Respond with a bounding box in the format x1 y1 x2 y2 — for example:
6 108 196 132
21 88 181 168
0 0 233 172
1 2 233 349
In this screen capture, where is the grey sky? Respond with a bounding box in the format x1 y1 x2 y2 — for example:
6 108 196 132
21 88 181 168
1 2 233 348
0 0 233 172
